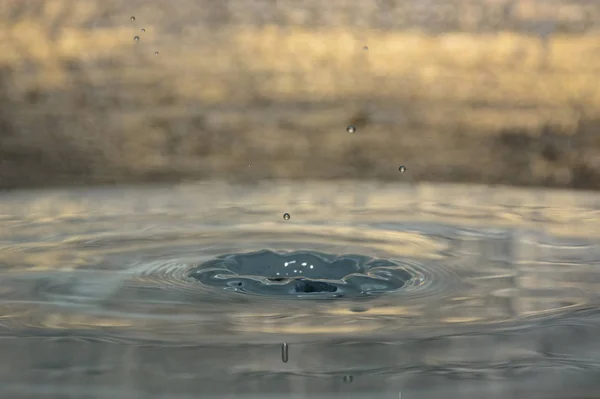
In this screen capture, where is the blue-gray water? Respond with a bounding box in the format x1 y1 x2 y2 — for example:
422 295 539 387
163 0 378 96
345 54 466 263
1 181 600 399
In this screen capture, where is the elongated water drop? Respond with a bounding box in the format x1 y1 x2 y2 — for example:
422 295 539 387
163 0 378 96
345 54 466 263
281 343 289 363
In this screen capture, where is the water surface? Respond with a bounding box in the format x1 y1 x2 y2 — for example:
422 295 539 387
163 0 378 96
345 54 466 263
0 181 599 399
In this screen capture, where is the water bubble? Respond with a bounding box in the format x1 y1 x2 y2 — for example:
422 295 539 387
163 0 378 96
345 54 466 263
141 28 146 32
346 125 356 133
399 165 406 173
343 375 354 383
130 16 136 22
154 51 159 56
283 213 291 220
133 36 140 41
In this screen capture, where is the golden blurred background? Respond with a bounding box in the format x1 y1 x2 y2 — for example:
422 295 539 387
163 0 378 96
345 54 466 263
1 0 600 189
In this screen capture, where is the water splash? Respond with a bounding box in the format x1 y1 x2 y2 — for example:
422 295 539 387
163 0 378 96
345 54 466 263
187 250 416 298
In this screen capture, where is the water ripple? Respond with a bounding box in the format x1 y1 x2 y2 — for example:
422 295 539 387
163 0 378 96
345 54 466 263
1 182 600 397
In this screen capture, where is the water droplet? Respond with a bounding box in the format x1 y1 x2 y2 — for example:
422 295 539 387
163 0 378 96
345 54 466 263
283 213 291 220
154 51 159 56
399 165 406 173
133 36 140 41
141 28 146 32
364 46 369 50
281 343 289 363
346 125 356 134
343 375 353 383
130 16 136 22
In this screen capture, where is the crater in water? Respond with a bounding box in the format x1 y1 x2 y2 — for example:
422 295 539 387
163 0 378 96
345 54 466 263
187 250 415 298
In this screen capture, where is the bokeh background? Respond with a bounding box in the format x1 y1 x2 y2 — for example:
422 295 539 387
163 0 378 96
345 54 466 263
2 0 600 190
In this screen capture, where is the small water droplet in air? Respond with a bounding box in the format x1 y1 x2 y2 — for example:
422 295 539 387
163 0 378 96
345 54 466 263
283 213 291 220
343 375 354 383
281 343 289 363
133 36 140 41
399 165 406 173
154 51 159 55
346 125 356 133
130 16 136 22
141 28 146 32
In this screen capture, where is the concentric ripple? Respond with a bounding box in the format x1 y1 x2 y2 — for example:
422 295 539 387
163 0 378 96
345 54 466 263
0 182 596 345
187 250 416 298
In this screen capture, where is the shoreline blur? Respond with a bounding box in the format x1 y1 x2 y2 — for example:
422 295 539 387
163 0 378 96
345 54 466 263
2 0 600 190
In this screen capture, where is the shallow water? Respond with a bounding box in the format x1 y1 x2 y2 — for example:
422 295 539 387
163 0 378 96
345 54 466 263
1 181 600 399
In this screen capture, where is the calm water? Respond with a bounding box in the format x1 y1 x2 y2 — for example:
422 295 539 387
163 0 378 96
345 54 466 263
1 181 600 399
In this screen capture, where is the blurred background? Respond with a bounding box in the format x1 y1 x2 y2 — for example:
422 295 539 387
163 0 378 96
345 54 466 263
1 0 600 190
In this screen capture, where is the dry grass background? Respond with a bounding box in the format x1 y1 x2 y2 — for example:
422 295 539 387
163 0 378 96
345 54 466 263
2 0 600 189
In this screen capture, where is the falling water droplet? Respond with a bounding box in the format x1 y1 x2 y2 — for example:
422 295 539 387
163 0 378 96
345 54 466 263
141 28 146 32
130 16 136 22
281 343 289 363
399 165 406 173
346 125 356 134
154 51 159 55
283 213 291 220
343 375 354 383
133 36 140 41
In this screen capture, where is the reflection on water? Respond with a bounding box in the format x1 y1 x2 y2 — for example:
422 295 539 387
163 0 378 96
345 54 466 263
0 181 600 399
